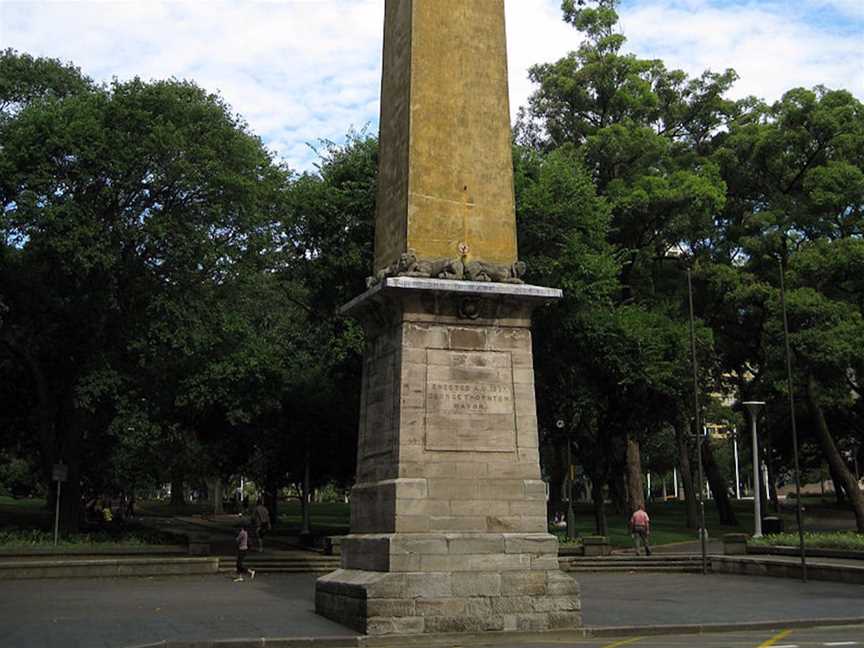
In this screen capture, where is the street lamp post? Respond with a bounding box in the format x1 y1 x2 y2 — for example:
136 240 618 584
557 419 576 541
686 268 708 576
778 258 807 582
732 428 741 500
743 401 765 538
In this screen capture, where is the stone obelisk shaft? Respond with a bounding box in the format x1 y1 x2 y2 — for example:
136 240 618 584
375 0 518 273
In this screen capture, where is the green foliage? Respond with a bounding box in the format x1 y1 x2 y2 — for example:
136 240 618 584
751 532 864 552
0 528 176 548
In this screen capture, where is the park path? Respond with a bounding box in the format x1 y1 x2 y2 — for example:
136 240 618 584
3 572 863 648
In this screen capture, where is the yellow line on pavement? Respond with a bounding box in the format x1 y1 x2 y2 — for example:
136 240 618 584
602 638 644 648
758 629 793 647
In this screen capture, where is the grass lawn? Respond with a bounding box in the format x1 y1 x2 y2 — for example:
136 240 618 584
0 496 180 548
551 500 757 548
0 495 53 531
273 501 350 535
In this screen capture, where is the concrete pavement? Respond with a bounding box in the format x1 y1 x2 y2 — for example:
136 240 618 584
2 572 863 648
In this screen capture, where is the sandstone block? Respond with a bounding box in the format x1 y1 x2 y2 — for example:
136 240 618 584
504 534 558 555
523 480 548 500
390 535 449 555
531 555 559 570
485 516 523 532
403 323 449 349
430 516 488 532
487 328 530 351
450 500 509 517
491 595 537 614
548 611 583 630
464 553 531 571
501 570 547 596
396 499 450 517
477 479 523 500
388 555 421 572
488 463 539 479
547 571 580 596
534 596 581 613
512 368 534 385
509 501 546 517
404 572 451 598
367 616 425 636
428 478 478 500
447 535 506 554
452 572 501 597
465 597 493 617
447 328 488 350
367 598 416 617
394 515 431 533
401 348 427 365
416 598 466 617
516 613 549 632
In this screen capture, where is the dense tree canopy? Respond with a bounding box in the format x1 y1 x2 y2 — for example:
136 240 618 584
1 0 863 538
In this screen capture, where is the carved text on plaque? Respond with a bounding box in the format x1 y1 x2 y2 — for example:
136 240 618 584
424 349 516 452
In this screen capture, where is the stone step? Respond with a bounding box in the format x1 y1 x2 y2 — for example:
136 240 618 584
563 560 702 565
564 565 703 573
218 567 334 572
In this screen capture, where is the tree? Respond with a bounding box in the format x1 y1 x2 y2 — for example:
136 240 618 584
0 60 287 531
518 0 732 525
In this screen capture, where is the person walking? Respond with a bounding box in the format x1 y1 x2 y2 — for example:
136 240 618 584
629 505 651 556
234 525 255 582
252 502 271 553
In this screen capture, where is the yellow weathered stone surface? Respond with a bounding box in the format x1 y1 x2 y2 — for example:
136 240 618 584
374 0 518 274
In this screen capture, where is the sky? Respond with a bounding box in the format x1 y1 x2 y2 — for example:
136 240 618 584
1 0 862 171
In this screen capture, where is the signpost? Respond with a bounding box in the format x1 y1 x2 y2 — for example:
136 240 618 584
52 462 67 546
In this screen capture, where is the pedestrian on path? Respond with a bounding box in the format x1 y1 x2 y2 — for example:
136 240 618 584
252 502 271 553
629 505 651 556
234 525 255 582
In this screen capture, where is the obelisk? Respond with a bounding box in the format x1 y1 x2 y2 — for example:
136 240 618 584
315 0 581 636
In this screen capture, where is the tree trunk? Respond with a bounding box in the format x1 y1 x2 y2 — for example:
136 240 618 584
702 439 738 525
170 476 185 506
301 456 312 536
675 420 698 528
53 390 83 534
807 373 864 532
591 476 608 536
625 433 645 513
828 462 847 504
207 477 223 515
766 458 780 514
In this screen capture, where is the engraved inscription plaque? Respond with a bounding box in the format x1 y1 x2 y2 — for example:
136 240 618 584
424 349 516 452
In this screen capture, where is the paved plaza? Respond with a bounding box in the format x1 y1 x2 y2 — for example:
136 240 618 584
2 572 863 648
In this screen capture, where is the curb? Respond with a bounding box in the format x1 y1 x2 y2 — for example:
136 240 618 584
124 617 864 648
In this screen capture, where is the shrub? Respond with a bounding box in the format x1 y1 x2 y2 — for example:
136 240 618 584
750 531 864 552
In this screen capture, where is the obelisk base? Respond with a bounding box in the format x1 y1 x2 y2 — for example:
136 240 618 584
316 533 580 634
316 279 579 636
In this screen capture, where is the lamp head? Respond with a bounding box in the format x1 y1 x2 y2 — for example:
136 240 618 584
742 401 766 417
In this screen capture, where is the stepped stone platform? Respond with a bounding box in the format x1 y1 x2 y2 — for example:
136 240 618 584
0 556 218 579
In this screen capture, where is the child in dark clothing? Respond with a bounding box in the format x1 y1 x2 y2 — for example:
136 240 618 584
234 525 255 582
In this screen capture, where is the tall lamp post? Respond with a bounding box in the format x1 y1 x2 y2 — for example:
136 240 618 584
732 426 742 500
743 401 765 537
686 268 708 576
778 257 808 582
557 419 576 541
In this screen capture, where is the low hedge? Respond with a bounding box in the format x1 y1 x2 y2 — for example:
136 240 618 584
0 527 178 549
750 531 864 552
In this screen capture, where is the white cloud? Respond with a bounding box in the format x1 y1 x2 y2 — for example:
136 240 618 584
0 0 861 170
618 0 864 101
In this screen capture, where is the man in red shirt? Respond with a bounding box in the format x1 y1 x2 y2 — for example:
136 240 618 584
629 506 651 556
